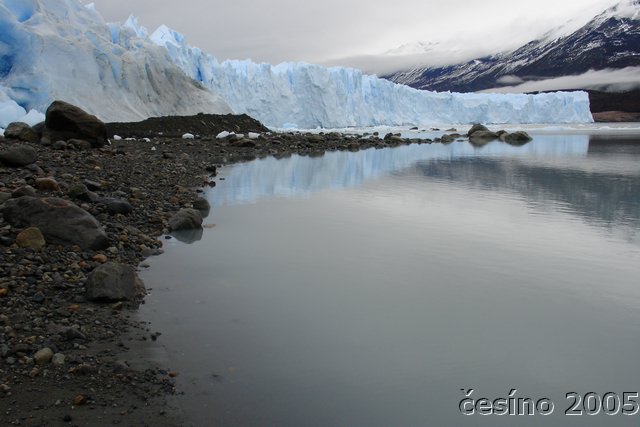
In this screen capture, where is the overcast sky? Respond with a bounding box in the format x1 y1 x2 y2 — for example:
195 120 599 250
86 0 622 74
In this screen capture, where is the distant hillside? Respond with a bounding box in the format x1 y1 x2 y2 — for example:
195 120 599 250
385 1 640 99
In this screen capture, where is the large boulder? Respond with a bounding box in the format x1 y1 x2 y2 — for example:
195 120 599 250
85 263 145 302
0 197 109 250
4 122 39 143
466 124 489 137
168 208 203 231
469 130 499 146
0 145 38 167
42 101 107 148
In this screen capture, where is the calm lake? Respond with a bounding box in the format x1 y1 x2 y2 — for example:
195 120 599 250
140 129 640 426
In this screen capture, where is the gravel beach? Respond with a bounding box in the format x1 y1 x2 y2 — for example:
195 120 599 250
1 110 465 426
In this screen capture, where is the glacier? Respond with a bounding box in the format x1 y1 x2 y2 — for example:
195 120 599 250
0 0 593 130
0 0 231 127
150 24 593 128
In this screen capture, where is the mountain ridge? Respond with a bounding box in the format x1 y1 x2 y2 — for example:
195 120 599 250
385 0 640 95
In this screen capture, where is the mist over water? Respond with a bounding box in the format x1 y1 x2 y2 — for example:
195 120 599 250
141 133 640 426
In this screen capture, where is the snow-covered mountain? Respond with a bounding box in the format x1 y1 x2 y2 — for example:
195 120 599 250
386 0 640 93
0 0 593 130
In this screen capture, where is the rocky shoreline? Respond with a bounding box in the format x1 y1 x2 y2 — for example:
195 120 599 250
0 103 530 426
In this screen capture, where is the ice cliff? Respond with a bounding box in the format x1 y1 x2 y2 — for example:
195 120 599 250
0 0 593 130
0 0 231 127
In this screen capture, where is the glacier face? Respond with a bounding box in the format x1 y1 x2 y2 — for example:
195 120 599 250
0 0 592 129
0 0 231 125
150 24 594 128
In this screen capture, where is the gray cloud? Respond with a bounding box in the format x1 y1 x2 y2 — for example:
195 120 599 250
85 0 621 73
479 67 640 93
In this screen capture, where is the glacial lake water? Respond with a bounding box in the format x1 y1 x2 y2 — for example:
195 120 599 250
140 129 640 426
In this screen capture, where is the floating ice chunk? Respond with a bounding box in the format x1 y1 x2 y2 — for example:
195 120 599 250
182 133 195 139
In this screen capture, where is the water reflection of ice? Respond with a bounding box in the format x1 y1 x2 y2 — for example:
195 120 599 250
207 135 589 206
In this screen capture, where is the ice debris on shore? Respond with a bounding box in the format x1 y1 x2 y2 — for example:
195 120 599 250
0 0 593 129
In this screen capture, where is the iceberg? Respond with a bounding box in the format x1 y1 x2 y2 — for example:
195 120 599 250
0 0 593 128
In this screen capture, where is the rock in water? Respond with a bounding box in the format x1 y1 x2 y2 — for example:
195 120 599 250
466 124 490 137
43 101 108 148
168 208 203 231
469 130 499 146
0 197 109 250
0 145 38 167
4 122 39 143
192 197 211 216
16 227 46 250
85 263 145 302
503 131 533 145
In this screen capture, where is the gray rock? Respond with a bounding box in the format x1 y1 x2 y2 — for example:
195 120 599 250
62 327 87 341
11 185 36 198
67 183 91 200
1 196 109 250
171 228 203 244
503 131 533 145
0 192 11 204
192 197 210 215
0 145 38 167
85 262 145 302
112 360 130 374
42 101 107 148
31 291 45 303
4 122 39 143
469 131 499 146
440 134 455 144
83 180 102 191
52 140 67 150
168 208 203 231
16 227 46 250
466 124 490 136
34 177 60 192
52 353 66 366
34 347 54 365
67 139 92 150
101 198 133 215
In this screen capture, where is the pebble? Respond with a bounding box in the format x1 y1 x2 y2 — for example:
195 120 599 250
92 254 108 263
34 347 54 365
52 353 66 365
